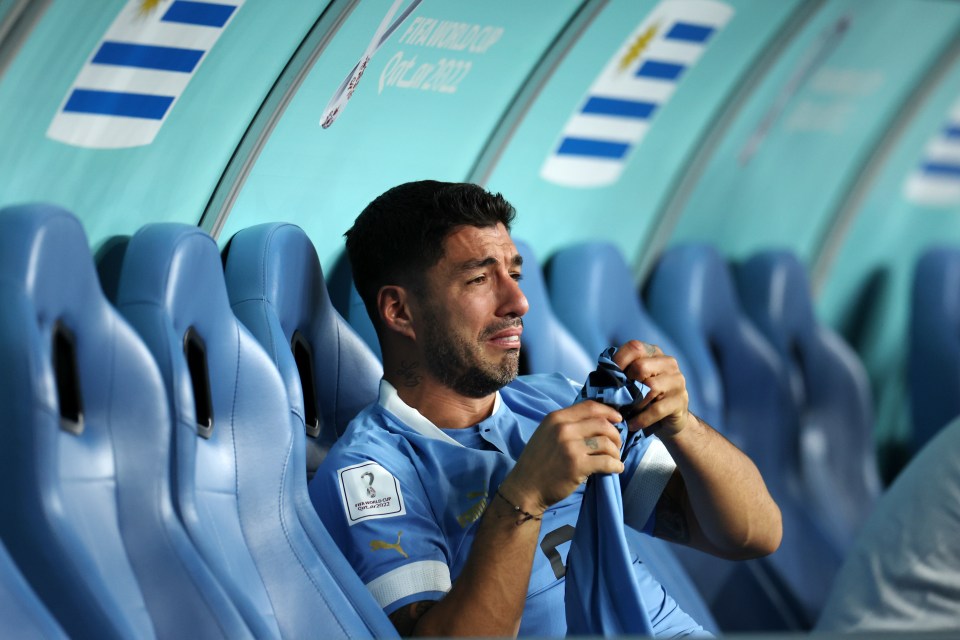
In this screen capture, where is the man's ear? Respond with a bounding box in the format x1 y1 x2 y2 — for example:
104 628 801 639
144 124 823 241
377 285 417 341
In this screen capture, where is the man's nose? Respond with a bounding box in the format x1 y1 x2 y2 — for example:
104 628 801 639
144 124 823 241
499 274 529 318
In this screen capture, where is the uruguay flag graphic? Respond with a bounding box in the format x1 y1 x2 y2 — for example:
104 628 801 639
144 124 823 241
46 0 243 149
541 0 733 188
905 97 960 207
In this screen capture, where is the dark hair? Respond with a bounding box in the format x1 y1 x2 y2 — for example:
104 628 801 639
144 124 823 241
345 180 516 327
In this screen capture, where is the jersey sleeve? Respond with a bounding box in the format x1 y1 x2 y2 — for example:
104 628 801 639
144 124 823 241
310 447 452 615
620 434 676 534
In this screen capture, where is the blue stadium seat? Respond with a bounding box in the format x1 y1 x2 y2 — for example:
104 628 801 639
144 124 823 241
909 245 960 454
115 223 398 639
0 540 66 639
645 243 842 629
735 249 881 555
222 222 382 474
545 242 707 424
0 205 250 639
221 222 396 633
513 239 594 381
329 251 382 360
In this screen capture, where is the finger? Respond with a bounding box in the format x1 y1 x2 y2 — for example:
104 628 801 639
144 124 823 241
633 371 685 410
558 399 624 425
621 355 680 386
584 415 624 447
585 453 626 476
545 408 623 450
613 339 664 369
627 393 688 432
583 434 622 459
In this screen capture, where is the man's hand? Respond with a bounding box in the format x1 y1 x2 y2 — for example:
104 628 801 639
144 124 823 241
612 339 693 438
501 402 625 514
612 341 783 558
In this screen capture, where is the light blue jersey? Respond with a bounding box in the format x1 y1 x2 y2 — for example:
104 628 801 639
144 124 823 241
309 373 698 636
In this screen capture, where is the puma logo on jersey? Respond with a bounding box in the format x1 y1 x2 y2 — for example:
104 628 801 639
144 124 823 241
457 490 488 528
370 531 408 558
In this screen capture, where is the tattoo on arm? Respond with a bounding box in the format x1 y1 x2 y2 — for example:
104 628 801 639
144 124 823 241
654 471 691 544
396 360 423 388
388 600 436 636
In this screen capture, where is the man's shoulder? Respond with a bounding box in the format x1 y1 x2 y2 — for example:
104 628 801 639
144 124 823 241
322 403 412 469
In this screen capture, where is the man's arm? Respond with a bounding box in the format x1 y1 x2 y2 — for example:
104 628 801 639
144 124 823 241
394 401 626 637
615 340 782 559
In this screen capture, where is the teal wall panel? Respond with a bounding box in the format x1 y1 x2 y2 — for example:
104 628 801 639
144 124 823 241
817 57 960 462
218 0 581 270
0 0 329 249
484 0 802 263
669 0 960 262
0 1 14 26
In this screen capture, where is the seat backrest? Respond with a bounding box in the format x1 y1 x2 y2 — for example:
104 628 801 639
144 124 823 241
0 205 249 640
546 242 706 422
221 222 398 635
645 243 841 627
116 223 397 640
909 246 960 454
223 222 383 474
736 250 881 553
0 539 67 639
513 239 594 381
328 251 382 360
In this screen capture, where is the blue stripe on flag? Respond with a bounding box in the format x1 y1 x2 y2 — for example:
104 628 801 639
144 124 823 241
557 137 630 159
636 60 685 80
92 42 204 73
162 1 237 28
922 162 960 178
582 97 656 119
665 22 715 43
944 124 960 140
63 89 174 120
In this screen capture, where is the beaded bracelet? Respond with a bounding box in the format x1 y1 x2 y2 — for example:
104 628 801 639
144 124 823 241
495 488 543 526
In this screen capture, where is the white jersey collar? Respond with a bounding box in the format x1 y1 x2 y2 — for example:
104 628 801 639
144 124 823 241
378 379 502 447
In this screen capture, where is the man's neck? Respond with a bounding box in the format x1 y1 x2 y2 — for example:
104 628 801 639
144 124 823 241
385 372 496 430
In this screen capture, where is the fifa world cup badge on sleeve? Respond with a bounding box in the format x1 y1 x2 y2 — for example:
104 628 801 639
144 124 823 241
338 461 407 525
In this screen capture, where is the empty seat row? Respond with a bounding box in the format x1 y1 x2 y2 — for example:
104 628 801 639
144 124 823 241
0 205 395 639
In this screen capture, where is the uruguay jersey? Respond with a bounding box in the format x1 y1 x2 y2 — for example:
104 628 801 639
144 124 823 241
309 373 693 636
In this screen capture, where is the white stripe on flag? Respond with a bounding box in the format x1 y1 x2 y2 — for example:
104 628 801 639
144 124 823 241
925 137 960 165
103 2 237 50
905 174 960 207
903 96 960 207
47 112 163 150
72 64 192 97
562 113 651 144
590 76 677 105
541 156 625 188
643 39 706 67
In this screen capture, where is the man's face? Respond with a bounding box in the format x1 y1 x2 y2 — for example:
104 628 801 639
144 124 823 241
415 223 529 398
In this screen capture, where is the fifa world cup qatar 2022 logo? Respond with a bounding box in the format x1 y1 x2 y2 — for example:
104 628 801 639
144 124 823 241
361 471 377 498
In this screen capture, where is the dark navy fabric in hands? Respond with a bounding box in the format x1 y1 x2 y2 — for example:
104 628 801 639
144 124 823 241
578 346 650 461
565 347 655 637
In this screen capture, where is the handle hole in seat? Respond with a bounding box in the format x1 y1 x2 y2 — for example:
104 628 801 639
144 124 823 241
183 327 214 439
291 330 321 439
52 321 84 435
